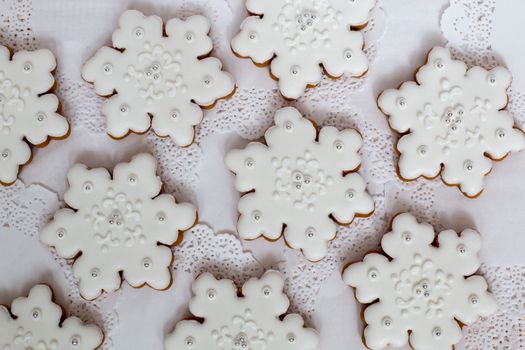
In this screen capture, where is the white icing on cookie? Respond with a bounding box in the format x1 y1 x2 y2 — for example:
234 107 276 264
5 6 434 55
0 284 103 350
226 107 374 261
378 46 525 197
0 46 68 185
343 213 498 350
82 10 235 146
231 0 376 99
40 153 196 300
165 270 319 350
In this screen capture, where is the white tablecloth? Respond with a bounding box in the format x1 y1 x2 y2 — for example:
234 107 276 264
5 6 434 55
1 0 524 349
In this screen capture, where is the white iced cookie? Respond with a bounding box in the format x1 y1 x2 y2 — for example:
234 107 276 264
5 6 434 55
165 270 319 350
226 107 374 261
231 0 376 99
82 10 235 146
343 213 498 350
378 47 525 197
40 153 197 300
0 45 69 185
0 284 103 350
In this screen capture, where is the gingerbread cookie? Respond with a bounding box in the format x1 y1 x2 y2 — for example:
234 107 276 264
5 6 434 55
40 153 196 300
165 270 319 350
82 10 235 146
231 0 376 99
378 46 525 197
0 46 69 186
343 213 497 350
226 107 374 261
0 284 103 350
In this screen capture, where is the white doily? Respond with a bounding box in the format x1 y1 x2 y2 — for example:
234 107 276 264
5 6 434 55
173 224 264 285
0 0 36 51
0 181 121 350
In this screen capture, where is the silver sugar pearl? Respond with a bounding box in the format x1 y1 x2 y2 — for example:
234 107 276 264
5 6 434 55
185 336 195 347
207 289 217 299
457 244 467 255
142 258 152 269
432 327 442 338
71 336 81 347
252 210 262 221
36 112 46 123
134 27 145 39
32 308 41 319
1 149 10 159
262 286 272 296
287 333 296 343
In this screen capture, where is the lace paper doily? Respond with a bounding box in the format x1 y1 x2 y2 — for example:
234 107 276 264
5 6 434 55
173 224 264 285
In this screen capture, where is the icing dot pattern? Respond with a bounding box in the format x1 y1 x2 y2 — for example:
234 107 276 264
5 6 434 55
165 271 319 350
378 47 525 197
0 285 103 350
343 213 498 350
226 107 374 261
0 45 68 185
81 10 235 146
231 0 376 99
40 153 197 300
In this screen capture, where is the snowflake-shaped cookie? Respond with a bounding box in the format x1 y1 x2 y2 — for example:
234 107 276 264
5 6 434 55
0 45 69 186
231 0 376 99
226 107 374 261
40 153 197 300
82 10 235 146
165 270 319 350
0 284 103 350
378 46 525 197
343 213 498 350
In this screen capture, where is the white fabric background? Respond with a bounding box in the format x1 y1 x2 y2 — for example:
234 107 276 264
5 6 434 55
1 0 524 349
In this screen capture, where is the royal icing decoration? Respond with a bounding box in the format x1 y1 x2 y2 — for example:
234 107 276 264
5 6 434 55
0 284 103 350
231 0 376 99
378 46 525 197
40 153 196 300
165 270 319 350
226 107 374 261
0 46 68 185
343 213 497 350
82 10 235 146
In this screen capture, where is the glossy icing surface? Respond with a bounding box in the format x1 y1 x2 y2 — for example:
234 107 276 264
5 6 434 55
231 0 376 99
226 107 374 261
378 46 525 197
0 285 103 350
40 153 196 300
165 270 319 350
82 10 235 146
343 213 498 350
0 46 68 185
